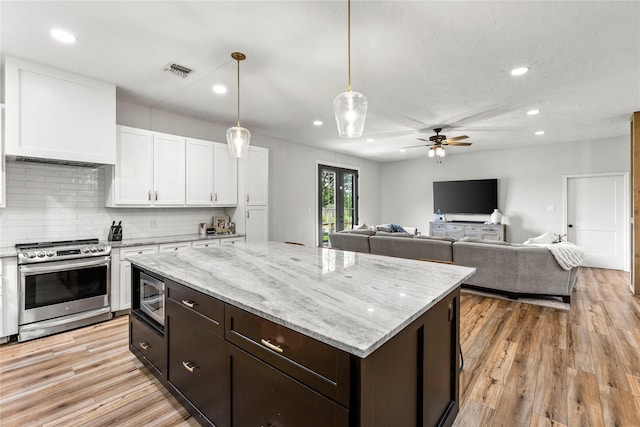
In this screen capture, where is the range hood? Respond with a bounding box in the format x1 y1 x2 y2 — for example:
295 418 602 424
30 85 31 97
11 156 107 168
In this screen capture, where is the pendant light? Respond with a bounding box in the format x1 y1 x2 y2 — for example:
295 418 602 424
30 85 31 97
333 0 367 138
226 52 251 158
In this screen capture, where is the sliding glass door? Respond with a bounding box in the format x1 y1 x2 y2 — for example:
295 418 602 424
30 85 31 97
318 165 358 246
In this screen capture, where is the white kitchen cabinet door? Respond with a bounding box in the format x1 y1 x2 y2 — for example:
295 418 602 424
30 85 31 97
158 242 192 252
245 146 269 205
154 133 185 206
192 240 219 248
118 245 158 311
0 257 18 340
186 139 214 206
115 126 154 205
213 142 238 206
0 106 5 208
220 237 245 245
246 206 268 242
4 57 116 165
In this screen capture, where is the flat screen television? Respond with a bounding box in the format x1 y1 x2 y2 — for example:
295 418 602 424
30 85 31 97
433 179 498 214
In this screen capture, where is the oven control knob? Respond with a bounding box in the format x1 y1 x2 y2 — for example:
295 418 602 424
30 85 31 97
46 251 55 257
90 247 98 253
27 252 37 259
82 247 91 253
37 251 45 258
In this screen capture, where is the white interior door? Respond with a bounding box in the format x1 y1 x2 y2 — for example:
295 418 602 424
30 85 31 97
566 173 628 270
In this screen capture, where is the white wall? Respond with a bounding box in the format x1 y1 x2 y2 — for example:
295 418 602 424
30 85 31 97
116 101 382 247
380 136 629 243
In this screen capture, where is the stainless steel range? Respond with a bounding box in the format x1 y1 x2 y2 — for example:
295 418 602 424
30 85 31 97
16 238 112 342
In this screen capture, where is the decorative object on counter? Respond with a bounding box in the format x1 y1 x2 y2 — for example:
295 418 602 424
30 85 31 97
553 233 567 243
333 0 367 138
214 215 231 234
108 220 122 241
226 52 251 158
206 227 217 235
434 209 445 222
199 223 207 236
229 222 236 234
490 208 503 224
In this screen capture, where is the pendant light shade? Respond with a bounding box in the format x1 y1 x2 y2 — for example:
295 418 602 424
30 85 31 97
334 0 367 138
226 52 250 158
334 91 367 138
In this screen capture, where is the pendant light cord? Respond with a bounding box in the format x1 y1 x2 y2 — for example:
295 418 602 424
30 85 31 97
236 58 241 126
347 0 352 92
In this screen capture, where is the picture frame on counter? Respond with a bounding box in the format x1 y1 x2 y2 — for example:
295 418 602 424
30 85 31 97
214 215 230 233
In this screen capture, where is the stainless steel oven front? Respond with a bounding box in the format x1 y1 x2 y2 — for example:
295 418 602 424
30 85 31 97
18 255 111 341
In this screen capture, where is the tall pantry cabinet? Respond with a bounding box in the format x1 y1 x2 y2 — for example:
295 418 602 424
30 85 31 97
233 146 269 241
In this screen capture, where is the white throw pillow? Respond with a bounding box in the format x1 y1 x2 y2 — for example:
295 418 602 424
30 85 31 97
523 232 554 245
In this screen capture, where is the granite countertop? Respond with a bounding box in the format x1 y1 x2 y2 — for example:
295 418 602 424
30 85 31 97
109 233 245 249
0 247 16 258
127 241 475 358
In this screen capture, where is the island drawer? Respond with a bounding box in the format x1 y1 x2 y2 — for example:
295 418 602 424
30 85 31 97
225 305 351 407
166 281 224 335
229 344 349 427
130 315 165 375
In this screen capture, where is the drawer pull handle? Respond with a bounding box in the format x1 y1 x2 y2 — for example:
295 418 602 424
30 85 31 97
139 341 150 350
182 360 197 373
261 339 284 353
182 299 195 308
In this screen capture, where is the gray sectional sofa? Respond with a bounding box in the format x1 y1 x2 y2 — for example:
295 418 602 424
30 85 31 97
328 231 579 303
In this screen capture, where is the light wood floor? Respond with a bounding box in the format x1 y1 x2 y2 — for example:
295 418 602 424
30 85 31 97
1 267 639 427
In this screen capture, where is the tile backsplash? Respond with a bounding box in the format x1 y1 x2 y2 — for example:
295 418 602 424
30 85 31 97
0 161 229 247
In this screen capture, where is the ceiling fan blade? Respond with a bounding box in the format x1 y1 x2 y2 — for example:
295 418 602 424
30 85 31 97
446 135 469 141
416 137 431 142
402 144 430 149
446 141 472 146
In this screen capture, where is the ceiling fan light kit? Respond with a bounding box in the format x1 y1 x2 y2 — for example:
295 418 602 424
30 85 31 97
334 0 367 138
402 128 472 159
226 52 251 158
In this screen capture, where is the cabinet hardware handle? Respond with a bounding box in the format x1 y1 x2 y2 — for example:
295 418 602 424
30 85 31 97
139 341 150 350
210 193 213 202
247 194 250 203
215 192 218 202
448 302 454 322
261 339 284 353
182 360 197 373
247 211 250 219
148 190 151 201
182 299 195 308
155 191 158 201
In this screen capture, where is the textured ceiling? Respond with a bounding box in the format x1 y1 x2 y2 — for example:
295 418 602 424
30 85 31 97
1 1 638 162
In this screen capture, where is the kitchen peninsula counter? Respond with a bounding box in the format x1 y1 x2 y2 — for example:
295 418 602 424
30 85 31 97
128 241 475 427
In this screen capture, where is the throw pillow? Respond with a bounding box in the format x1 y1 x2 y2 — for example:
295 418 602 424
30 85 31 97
356 223 368 230
523 232 554 245
375 231 413 238
347 228 376 236
376 225 391 232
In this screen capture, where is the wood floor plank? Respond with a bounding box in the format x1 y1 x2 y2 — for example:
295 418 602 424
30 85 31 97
1 267 639 426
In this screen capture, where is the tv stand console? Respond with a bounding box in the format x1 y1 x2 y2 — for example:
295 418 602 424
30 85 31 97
430 221 505 241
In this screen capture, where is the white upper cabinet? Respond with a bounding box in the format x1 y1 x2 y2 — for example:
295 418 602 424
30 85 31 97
186 138 214 206
245 146 269 206
107 126 185 207
213 142 238 206
153 132 186 205
1 105 5 208
4 57 116 165
113 127 154 205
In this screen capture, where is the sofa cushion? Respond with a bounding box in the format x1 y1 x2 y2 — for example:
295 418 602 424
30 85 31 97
415 235 456 242
375 231 413 238
459 237 509 246
370 235 453 262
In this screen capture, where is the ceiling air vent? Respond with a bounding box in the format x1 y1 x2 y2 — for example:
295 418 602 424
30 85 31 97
163 62 193 78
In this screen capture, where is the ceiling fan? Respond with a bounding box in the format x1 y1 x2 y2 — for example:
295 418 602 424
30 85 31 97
403 128 472 158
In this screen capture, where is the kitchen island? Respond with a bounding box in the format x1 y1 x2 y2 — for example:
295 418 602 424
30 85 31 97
128 241 475 427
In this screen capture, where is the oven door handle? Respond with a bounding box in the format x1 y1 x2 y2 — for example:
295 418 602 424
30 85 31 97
19 256 111 274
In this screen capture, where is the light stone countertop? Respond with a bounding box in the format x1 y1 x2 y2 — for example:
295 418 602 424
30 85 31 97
0 247 16 258
127 241 475 358
109 233 246 249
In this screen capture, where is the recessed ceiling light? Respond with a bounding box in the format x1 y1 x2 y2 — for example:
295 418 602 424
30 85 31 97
313 120 323 126
510 67 529 76
366 138 373 143
399 148 406 153
212 85 227 94
527 109 540 116
50 28 76 44
535 131 545 135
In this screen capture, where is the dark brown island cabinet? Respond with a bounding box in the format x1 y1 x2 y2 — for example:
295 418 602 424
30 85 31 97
129 265 461 427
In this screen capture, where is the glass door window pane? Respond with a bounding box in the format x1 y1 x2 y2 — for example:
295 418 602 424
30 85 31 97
318 166 358 246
